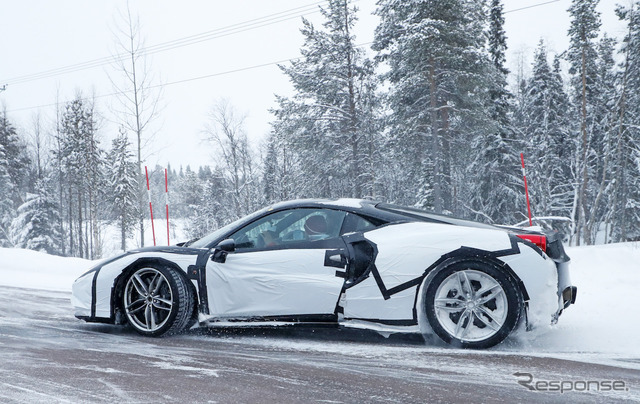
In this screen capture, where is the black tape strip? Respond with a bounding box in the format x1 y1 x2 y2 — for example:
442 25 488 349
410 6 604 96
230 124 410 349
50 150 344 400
333 283 347 317
89 251 135 321
370 265 391 300
191 251 211 315
90 270 99 318
488 234 522 257
385 277 422 296
385 234 523 299
406 234 528 323
514 238 545 257
352 233 528 324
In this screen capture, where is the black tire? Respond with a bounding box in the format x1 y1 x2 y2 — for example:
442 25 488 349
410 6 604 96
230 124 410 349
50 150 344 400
123 265 195 337
423 260 523 349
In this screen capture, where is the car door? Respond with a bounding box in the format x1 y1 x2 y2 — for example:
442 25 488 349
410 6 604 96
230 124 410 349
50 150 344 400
205 208 348 319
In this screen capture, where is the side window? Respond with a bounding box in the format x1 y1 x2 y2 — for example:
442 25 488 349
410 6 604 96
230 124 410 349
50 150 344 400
340 213 379 235
230 210 295 250
229 208 347 251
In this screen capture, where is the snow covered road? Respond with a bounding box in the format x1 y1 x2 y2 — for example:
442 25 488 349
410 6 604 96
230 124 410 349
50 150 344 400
0 285 639 403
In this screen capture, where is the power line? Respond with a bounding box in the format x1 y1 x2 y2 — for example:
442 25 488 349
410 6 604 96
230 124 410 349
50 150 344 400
2 1 326 85
2 0 543 87
5 41 374 114
504 0 560 14
1 0 557 110
0 0 331 86
137 1 331 56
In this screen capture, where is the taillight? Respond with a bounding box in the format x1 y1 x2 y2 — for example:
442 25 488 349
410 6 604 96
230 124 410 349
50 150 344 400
516 234 547 252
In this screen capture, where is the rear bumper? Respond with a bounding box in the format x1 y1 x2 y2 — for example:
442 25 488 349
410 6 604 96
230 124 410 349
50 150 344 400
555 260 575 306
552 259 576 323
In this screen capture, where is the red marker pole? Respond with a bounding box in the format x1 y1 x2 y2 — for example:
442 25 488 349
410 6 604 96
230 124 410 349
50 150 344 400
165 168 170 246
520 153 533 226
145 166 157 246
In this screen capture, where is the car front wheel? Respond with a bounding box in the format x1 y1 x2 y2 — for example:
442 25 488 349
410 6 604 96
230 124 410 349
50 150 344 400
123 265 194 337
423 260 523 349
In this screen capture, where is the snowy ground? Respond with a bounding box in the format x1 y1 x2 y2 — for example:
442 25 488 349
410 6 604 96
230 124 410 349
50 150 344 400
0 248 90 291
0 242 638 402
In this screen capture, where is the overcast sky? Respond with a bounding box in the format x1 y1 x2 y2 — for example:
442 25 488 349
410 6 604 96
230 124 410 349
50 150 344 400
0 0 627 170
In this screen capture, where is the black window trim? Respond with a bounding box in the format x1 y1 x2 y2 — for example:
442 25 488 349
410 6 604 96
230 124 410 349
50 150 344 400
227 207 349 254
203 204 392 250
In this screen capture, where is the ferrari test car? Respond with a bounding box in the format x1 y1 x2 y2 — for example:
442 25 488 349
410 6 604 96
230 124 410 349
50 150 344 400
72 199 576 349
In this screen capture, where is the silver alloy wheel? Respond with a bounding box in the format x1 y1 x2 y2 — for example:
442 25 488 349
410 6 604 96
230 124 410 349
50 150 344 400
433 269 508 343
124 268 174 332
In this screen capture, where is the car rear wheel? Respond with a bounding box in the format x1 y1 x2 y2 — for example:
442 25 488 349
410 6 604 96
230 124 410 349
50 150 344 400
123 265 194 337
424 260 523 349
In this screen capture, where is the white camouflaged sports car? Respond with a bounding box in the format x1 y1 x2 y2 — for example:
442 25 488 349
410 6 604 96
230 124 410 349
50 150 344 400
72 199 576 349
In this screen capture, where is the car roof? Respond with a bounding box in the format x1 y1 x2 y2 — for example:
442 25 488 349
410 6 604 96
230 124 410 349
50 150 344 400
267 198 377 211
265 199 498 230
264 198 403 224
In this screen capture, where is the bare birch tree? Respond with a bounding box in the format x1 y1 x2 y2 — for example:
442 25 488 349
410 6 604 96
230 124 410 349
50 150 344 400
203 100 260 220
108 2 163 247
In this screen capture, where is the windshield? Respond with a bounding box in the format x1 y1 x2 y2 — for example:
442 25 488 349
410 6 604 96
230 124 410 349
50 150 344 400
188 207 270 248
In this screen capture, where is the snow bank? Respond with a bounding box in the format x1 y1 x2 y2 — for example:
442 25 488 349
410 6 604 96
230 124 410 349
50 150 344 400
0 248 92 292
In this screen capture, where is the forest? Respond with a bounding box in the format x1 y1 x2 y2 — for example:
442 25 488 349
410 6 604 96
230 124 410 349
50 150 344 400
0 0 638 259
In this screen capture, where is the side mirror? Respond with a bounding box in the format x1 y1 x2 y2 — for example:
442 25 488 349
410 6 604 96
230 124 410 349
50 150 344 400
211 239 235 263
216 238 235 252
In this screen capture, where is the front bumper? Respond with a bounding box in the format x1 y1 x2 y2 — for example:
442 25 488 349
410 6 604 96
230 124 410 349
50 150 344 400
71 271 94 319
